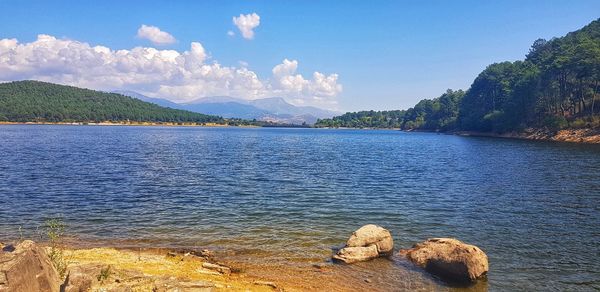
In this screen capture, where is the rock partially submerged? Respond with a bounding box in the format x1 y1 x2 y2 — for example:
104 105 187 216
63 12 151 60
333 224 393 263
399 238 488 283
0 240 61 292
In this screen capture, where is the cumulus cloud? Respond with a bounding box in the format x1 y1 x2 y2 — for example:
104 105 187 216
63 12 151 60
270 59 342 106
0 35 342 108
136 24 176 45
233 13 260 40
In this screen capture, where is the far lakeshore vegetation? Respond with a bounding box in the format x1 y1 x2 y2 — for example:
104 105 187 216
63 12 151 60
0 80 222 124
316 18 600 132
0 80 304 127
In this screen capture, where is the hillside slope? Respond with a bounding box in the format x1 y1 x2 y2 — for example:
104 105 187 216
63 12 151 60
0 81 223 123
317 18 600 132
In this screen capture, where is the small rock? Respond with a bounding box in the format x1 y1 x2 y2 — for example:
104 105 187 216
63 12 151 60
166 251 177 257
1 244 15 252
201 262 231 275
179 280 215 289
311 263 327 269
333 245 379 264
199 249 213 258
364 278 372 283
0 271 7 285
312 263 332 273
400 238 488 283
253 280 277 289
61 266 94 292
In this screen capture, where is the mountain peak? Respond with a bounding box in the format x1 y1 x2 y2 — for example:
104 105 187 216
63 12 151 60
114 91 337 124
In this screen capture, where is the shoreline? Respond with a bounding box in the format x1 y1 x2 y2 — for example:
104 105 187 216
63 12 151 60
315 126 600 144
4 121 599 144
0 121 262 128
451 128 600 144
1 238 446 291
61 245 283 291
55 244 433 291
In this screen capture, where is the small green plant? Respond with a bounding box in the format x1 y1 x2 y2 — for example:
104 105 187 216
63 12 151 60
97 265 112 282
544 116 568 131
570 118 587 129
45 218 68 279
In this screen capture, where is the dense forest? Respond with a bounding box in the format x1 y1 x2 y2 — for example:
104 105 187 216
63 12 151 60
316 18 600 132
314 110 407 128
0 80 225 124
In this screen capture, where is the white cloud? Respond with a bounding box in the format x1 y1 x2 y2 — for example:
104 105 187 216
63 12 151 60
270 59 342 105
0 35 342 108
227 30 235 37
136 24 176 45
232 13 260 40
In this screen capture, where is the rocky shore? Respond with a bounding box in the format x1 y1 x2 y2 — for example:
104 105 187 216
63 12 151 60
2 226 489 291
0 241 279 292
454 128 600 144
333 225 488 285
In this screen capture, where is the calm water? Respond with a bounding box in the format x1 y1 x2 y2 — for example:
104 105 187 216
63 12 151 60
1 125 599 291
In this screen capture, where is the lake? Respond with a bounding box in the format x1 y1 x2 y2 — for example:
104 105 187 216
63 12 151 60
0 125 599 291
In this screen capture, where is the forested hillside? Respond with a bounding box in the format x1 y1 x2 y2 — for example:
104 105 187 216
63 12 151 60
316 18 600 132
314 110 406 128
0 81 223 123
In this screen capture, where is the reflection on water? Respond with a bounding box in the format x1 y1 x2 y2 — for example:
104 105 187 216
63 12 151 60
0 125 599 291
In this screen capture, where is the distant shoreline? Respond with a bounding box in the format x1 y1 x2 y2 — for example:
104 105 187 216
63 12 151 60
0 121 257 127
451 128 600 144
317 126 600 144
3 122 600 144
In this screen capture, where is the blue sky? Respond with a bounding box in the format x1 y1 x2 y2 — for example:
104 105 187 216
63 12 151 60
0 1 599 111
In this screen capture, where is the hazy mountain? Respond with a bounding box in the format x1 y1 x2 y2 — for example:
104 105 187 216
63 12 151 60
113 90 184 110
249 97 338 119
183 102 271 120
117 92 339 124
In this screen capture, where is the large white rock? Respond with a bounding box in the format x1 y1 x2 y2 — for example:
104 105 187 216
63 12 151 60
347 224 394 254
333 224 394 263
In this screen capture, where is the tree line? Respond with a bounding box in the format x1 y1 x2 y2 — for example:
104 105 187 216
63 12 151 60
316 18 600 132
0 80 226 124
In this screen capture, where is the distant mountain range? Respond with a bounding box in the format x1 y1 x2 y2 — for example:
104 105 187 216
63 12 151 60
114 91 340 124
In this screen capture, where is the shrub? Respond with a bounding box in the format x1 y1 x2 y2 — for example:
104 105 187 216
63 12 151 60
45 218 68 279
570 118 587 129
543 116 568 131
